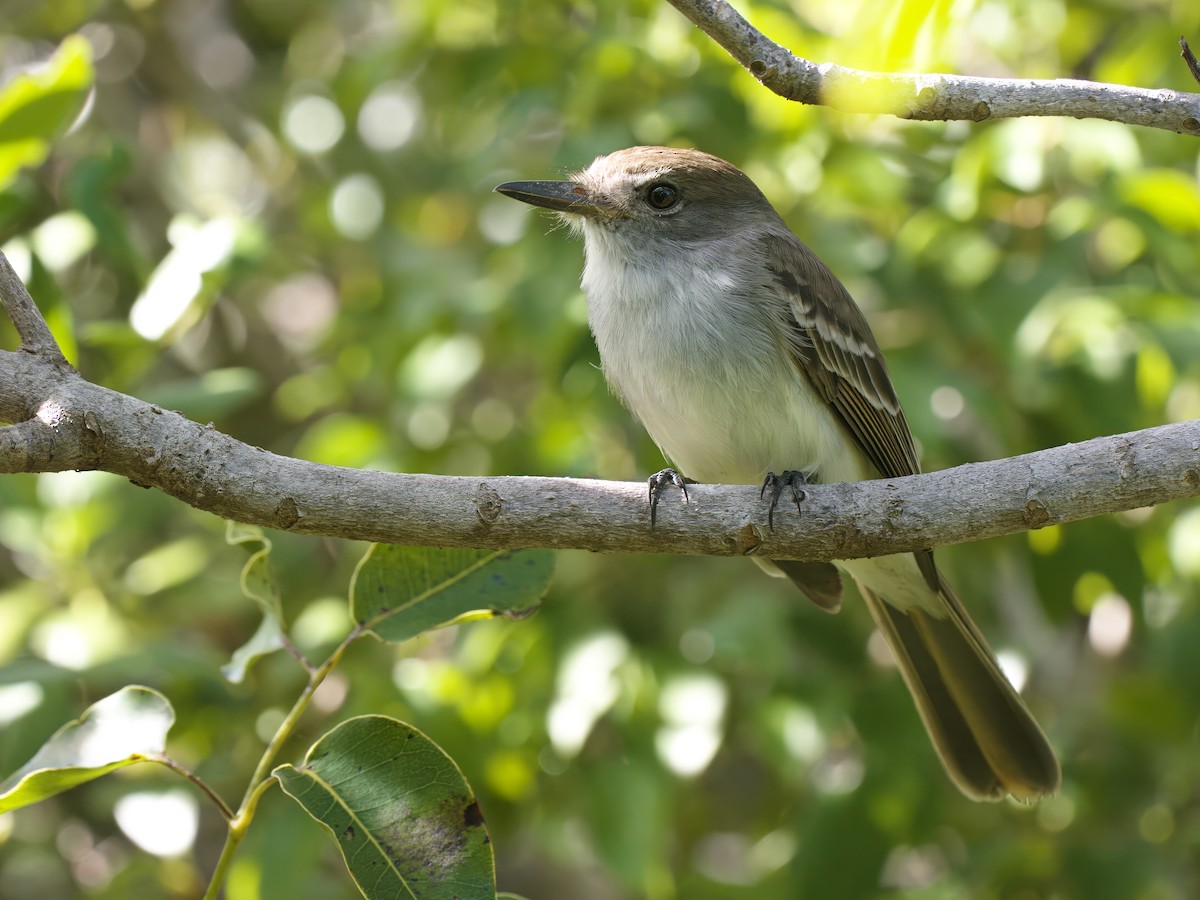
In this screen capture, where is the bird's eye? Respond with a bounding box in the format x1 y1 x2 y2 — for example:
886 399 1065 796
645 183 680 210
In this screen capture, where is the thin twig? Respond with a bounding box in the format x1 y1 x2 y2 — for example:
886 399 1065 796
204 624 364 898
279 632 316 674
1182 36 1200 87
0 252 68 363
665 0 1200 136
147 754 235 820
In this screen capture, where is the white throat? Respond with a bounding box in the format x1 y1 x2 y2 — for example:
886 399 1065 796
577 220 868 487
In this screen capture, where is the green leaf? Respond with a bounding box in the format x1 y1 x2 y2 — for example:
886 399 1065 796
274 716 495 900
350 545 553 644
0 35 94 190
0 686 174 814
221 614 287 685
1118 168 1200 232
221 522 286 683
225 522 284 620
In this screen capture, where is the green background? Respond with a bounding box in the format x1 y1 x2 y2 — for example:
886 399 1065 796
1 0 1199 897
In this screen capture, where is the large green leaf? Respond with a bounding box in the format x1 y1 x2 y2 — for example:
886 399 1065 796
349 545 553 643
0 35 94 190
0 686 174 814
274 715 495 900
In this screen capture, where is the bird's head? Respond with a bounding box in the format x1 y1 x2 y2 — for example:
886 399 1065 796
496 146 776 248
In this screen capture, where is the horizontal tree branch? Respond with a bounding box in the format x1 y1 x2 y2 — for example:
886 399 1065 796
2 256 1198 564
666 0 1200 136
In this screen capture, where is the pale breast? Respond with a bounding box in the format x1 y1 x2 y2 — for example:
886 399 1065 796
582 247 870 486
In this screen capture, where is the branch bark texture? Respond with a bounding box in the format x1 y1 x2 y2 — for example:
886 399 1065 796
667 0 1200 136
2 254 1198 563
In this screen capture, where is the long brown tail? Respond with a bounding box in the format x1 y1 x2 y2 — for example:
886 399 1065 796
860 577 1060 802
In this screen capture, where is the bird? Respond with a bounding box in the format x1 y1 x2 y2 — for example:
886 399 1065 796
496 146 1060 801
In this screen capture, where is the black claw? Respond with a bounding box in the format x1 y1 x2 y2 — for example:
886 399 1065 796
760 470 809 529
648 468 690 526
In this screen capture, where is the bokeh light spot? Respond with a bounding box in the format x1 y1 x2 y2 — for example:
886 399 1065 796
1087 593 1133 657
283 94 344 155
330 173 385 240
358 81 420 152
114 790 198 857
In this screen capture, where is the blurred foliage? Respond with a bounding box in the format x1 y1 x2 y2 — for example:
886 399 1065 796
0 0 1199 897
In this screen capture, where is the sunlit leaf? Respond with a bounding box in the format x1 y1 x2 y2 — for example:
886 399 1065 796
274 715 494 900
350 544 552 644
0 35 93 189
0 686 173 814
1118 168 1200 232
128 215 243 341
879 0 954 70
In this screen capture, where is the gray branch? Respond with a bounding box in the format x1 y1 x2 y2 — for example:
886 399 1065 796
0 255 69 364
2 252 1198 563
666 0 1200 136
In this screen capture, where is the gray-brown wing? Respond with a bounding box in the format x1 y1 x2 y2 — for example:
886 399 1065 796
763 232 921 480
764 232 939 592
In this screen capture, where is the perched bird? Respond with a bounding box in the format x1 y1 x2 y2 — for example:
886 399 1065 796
496 146 1060 801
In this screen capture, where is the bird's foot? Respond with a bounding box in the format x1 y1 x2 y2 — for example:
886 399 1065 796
648 468 691 526
760 470 810 529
